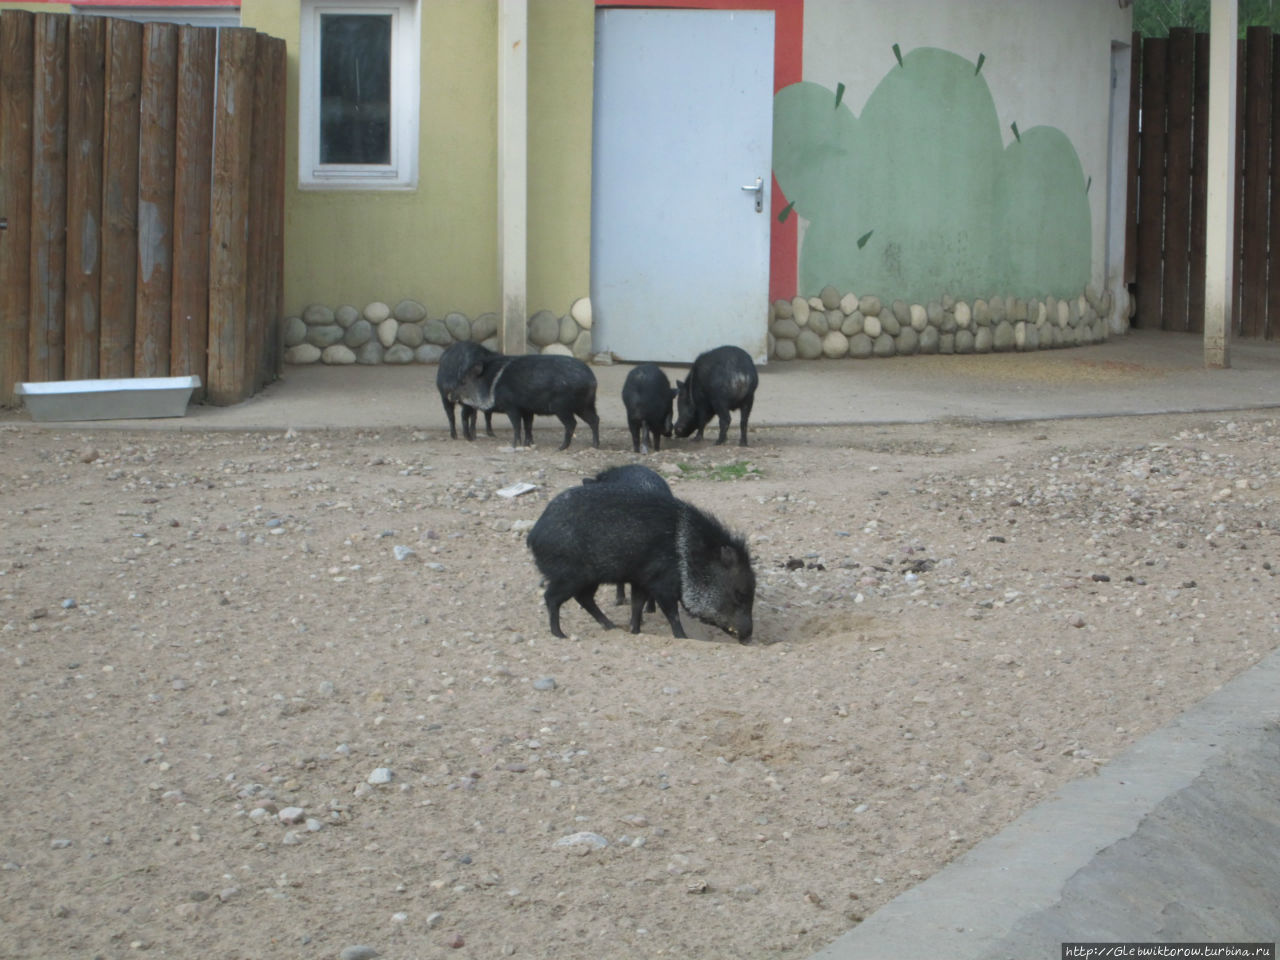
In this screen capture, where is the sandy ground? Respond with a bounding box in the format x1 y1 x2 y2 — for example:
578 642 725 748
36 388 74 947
2 409 1277 960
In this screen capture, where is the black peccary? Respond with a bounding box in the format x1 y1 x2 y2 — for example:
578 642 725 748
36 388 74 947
526 483 755 642
454 353 600 451
436 342 498 440
621 364 676 453
674 345 759 447
582 464 673 607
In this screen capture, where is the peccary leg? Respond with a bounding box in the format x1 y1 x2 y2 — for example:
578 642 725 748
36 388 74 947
506 411 524 448
629 588 649 633
543 585 571 638
714 404 733 445
556 413 577 450
582 408 601 448
573 587 615 630
483 410 496 438
738 394 753 447
461 404 477 441
629 419 643 454
614 583 627 606
443 399 458 440
654 594 688 639
521 413 536 446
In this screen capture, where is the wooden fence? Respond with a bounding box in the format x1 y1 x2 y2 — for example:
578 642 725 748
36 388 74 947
0 11 285 407
1130 26 1280 340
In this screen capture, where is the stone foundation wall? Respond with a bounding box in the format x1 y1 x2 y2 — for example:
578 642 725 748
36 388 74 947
283 297 594 365
768 285 1130 360
283 286 1132 366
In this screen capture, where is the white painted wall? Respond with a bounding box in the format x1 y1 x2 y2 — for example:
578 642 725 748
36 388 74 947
802 0 1133 299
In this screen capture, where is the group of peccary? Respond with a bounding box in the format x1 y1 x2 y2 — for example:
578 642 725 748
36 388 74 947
435 342 760 643
437 342 759 451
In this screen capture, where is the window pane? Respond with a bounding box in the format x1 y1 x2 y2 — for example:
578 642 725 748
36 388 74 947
320 13 392 165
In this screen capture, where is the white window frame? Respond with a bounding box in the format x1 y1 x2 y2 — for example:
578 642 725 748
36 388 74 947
299 0 419 190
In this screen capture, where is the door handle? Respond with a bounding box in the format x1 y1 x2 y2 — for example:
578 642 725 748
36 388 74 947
741 176 763 213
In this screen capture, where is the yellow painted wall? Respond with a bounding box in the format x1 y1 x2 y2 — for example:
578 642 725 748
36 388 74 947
239 0 594 321
528 0 594 316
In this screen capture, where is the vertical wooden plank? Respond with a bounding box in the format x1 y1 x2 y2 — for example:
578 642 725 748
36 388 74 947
1233 37 1247 333
1161 28 1195 333
100 18 142 379
170 24 215 396
0 11 35 404
265 37 287 381
1124 32 1141 288
65 14 105 380
1187 32 1210 334
1269 35 1280 340
1135 37 1167 330
208 27 256 406
134 21 178 377
244 31 272 394
29 12 69 382
1239 26 1271 339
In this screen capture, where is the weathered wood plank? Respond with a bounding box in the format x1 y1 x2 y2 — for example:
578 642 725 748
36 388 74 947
29 12 69 381
1135 38 1167 330
134 21 178 377
1124 32 1140 288
1161 28 1195 333
100 17 142 378
263 37 287 381
1239 27 1272 339
207 28 256 406
244 31 272 394
170 25 215 395
0 11 35 404
1269 35 1280 339
65 14 105 380
1187 32 1209 334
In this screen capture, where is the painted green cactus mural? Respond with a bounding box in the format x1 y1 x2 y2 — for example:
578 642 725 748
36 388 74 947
773 47 1091 303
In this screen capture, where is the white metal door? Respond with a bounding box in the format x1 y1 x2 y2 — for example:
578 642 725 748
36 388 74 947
591 8 774 364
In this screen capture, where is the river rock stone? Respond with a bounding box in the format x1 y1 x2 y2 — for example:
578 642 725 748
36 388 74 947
872 333 896 357
841 312 864 337
910 303 928 331
445 312 472 342
773 298 793 319
572 330 593 360
863 314 882 339
918 324 940 353
879 312 901 337
570 296 593 329
415 343 445 363
308 324 344 348
895 326 919 355
858 295 882 317
356 341 384 365
791 296 810 326
955 329 975 353
384 344 414 364
422 319 452 346
396 322 425 348
472 313 499 342
820 285 842 310
807 310 830 336
954 301 972 329
848 332 873 358
528 310 560 347
283 316 306 347
322 344 356 364
795 329 822 359
974 326 994 353
771 317 800 340
559 314 580 345
302 303 334 326
393 299 427 323
335 304 361 328
839 292 858 315
377 318 398 348
773 337 797 360
822 330 849 358
364 301 391 324
343 319 373 348
285 343 321 364
993 320 1015 351
892 299 910 325
541 342 573 357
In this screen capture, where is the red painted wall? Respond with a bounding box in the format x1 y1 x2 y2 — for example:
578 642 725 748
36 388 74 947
598 0 803 301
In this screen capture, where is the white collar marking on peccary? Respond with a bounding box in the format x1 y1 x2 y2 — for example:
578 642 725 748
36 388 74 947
675 508 712 618
477 361 507 411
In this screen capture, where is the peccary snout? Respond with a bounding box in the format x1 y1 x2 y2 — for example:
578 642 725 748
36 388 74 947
436 342 497 440
527 484 755 643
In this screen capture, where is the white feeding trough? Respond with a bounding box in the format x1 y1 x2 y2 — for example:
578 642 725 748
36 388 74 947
16 376 201 422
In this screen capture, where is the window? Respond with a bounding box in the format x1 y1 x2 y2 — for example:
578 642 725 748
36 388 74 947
299 1 419 189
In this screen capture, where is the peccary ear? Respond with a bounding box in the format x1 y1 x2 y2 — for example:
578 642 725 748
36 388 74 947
719 544 739 568
467 361 485 377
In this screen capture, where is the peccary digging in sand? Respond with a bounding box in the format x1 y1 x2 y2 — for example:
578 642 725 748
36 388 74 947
621 363 676 453
454 353 600 450
436 342 497 440
582 465 673 607
527 483 755 642
674 345 759 447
